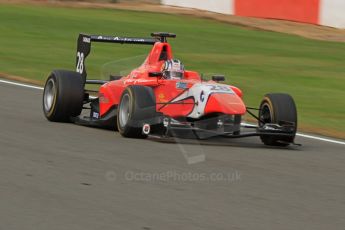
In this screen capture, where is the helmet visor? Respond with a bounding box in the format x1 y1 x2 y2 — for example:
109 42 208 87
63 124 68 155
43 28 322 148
164 71 183 79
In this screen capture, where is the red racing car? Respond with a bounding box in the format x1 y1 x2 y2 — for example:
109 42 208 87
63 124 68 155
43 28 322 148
42 32 298 146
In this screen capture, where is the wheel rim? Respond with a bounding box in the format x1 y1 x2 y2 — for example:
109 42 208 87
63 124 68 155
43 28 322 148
43 78 56 112
119 93 131 128
260 103 272 125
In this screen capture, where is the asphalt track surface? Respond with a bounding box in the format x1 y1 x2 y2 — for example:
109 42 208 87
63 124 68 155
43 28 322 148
1 80 344 230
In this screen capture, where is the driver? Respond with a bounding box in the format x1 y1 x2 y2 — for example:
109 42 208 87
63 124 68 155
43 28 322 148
162 59 185 79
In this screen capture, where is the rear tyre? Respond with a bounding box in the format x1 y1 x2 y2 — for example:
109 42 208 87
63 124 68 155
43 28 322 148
43 70 84 122
117 85 156 138
259 93 297 146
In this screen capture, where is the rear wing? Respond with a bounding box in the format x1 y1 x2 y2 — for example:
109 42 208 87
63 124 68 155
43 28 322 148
76 34 158 84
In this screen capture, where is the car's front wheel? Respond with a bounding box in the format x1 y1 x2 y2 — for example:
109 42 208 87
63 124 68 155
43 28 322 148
259 93 297 146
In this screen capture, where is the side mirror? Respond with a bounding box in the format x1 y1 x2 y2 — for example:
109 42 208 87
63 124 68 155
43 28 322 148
109 75 122 81
212 75 225 82
149 72 163 77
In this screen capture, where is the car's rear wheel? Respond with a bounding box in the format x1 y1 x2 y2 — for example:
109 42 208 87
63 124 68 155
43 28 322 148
43 70 84 122
117 85 156 138
259 93 297 146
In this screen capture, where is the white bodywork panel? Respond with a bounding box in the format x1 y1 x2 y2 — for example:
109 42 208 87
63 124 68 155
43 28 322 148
172 82 235 119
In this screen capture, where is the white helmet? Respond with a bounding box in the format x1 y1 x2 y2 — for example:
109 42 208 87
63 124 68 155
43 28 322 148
162 59 185 79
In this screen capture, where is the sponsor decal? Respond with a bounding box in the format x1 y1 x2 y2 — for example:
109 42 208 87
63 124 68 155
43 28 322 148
92 112 99 119
142 124 150 135
124 78 152 84
176 81 188 89
158 93 167 102
206 84 233 93
82 37 90 43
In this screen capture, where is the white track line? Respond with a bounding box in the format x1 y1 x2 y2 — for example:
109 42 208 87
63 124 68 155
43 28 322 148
296 133 345 145
1 78 345 146
242 122 345 145
0 79 43 90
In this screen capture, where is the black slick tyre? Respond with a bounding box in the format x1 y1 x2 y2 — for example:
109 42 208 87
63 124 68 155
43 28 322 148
43 70 84 122
259 93 297 146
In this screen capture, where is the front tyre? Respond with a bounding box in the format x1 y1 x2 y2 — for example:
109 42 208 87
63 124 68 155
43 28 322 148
43 70 84 122
259 93 297 146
